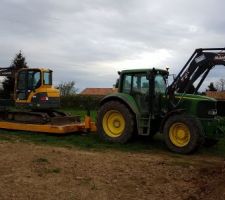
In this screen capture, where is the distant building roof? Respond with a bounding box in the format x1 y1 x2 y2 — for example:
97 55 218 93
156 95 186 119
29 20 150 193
80 88 117 96
206 91 225 100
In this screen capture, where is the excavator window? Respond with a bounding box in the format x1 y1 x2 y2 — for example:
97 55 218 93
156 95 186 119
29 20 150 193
17 71 26 90
16 69 41 100
43 71 52 85
28 71 41 89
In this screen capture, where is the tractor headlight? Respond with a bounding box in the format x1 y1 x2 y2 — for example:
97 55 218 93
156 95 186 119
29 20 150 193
197 102 217 118
208 109 217 116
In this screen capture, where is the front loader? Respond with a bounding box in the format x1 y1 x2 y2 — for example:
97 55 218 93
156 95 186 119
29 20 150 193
97 48 225 154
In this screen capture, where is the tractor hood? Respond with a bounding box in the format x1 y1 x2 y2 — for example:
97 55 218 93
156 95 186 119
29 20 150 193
175 93 217 102
173 93 217 118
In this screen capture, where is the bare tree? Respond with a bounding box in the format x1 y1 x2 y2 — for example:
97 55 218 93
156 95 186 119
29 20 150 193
216 78 225 91
57 81 78 96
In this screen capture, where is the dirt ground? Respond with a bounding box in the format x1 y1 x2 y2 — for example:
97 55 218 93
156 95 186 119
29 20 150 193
0 141 224 200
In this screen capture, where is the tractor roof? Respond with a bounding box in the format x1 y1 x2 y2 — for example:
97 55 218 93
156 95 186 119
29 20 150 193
119 68 168 75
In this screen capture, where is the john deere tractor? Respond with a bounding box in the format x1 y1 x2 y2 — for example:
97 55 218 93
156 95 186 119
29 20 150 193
97 48 225 154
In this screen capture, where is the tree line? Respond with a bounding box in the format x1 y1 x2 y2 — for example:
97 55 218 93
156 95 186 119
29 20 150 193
207 79 225 92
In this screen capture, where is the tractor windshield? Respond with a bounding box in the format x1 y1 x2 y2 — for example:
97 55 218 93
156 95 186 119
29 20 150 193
155 74 166 94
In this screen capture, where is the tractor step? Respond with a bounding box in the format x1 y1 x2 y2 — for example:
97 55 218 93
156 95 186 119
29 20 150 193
137 117 150 136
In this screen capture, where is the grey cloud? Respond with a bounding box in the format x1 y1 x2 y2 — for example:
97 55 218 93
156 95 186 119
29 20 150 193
0 0 225 90
0 0 54 37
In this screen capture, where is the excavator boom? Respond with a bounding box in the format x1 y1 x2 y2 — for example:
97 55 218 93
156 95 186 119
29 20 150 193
0 67 16 77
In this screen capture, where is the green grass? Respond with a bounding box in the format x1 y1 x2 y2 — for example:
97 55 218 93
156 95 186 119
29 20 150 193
199 138 225 157
0 129 168 153
0 128 225 157
47 168 61 174
33 157 49 163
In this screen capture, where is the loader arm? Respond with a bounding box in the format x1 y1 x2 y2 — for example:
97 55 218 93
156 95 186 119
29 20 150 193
167 48 225 97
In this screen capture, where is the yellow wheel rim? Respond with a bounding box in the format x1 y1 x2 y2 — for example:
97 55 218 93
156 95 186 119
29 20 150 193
102 110 125 138
169 122 191 147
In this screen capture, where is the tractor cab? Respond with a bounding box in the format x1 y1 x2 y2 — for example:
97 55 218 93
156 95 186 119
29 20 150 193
15 68 60 109
117 68 168 115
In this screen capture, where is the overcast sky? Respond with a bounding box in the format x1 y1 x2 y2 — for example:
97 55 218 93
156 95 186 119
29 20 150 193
0 0 224 91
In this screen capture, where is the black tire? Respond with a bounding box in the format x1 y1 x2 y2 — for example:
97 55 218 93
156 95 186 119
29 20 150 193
203 138 218 147
163 114 203 154
97 101 135 143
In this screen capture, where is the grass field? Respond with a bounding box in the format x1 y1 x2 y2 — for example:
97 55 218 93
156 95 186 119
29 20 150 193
0 109 225 157
0 126 225 157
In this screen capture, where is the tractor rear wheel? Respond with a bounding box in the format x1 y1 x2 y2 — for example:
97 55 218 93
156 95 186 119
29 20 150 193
97 101 134 143
163 115 203 154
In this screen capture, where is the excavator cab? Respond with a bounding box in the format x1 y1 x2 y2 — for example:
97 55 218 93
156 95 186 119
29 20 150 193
15 68 60 110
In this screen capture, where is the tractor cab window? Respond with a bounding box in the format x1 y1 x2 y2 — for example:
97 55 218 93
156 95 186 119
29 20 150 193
131 74 149 113
122 74 149 95
43 71 52 85
133 74 149 94
155 74 166 94
122 75 132 93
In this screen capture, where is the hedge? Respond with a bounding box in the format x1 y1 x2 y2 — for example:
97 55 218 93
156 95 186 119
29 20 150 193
60 94 104 110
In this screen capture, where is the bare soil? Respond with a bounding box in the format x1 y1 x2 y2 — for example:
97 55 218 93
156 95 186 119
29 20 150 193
0 141 224 200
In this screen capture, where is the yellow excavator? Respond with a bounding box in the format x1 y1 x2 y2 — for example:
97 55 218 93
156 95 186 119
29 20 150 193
0 67 96 133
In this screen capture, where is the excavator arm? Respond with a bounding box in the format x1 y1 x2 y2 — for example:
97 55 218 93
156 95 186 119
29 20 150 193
167 48 225 96
0 67 17 77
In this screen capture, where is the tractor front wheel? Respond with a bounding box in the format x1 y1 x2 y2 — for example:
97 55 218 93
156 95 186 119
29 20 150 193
163 115 203 154
97 101 134 143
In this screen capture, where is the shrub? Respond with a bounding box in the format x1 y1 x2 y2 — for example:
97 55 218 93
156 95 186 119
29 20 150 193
60 94 104 110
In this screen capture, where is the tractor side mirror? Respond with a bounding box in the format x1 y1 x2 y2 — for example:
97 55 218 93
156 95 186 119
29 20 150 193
115 79 119 88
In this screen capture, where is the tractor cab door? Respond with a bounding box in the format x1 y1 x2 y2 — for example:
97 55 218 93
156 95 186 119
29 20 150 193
153 74 167 114
15 69 41 101
122 73 149 114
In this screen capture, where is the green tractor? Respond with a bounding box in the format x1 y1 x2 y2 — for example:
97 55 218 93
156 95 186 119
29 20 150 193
97 48 225 154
